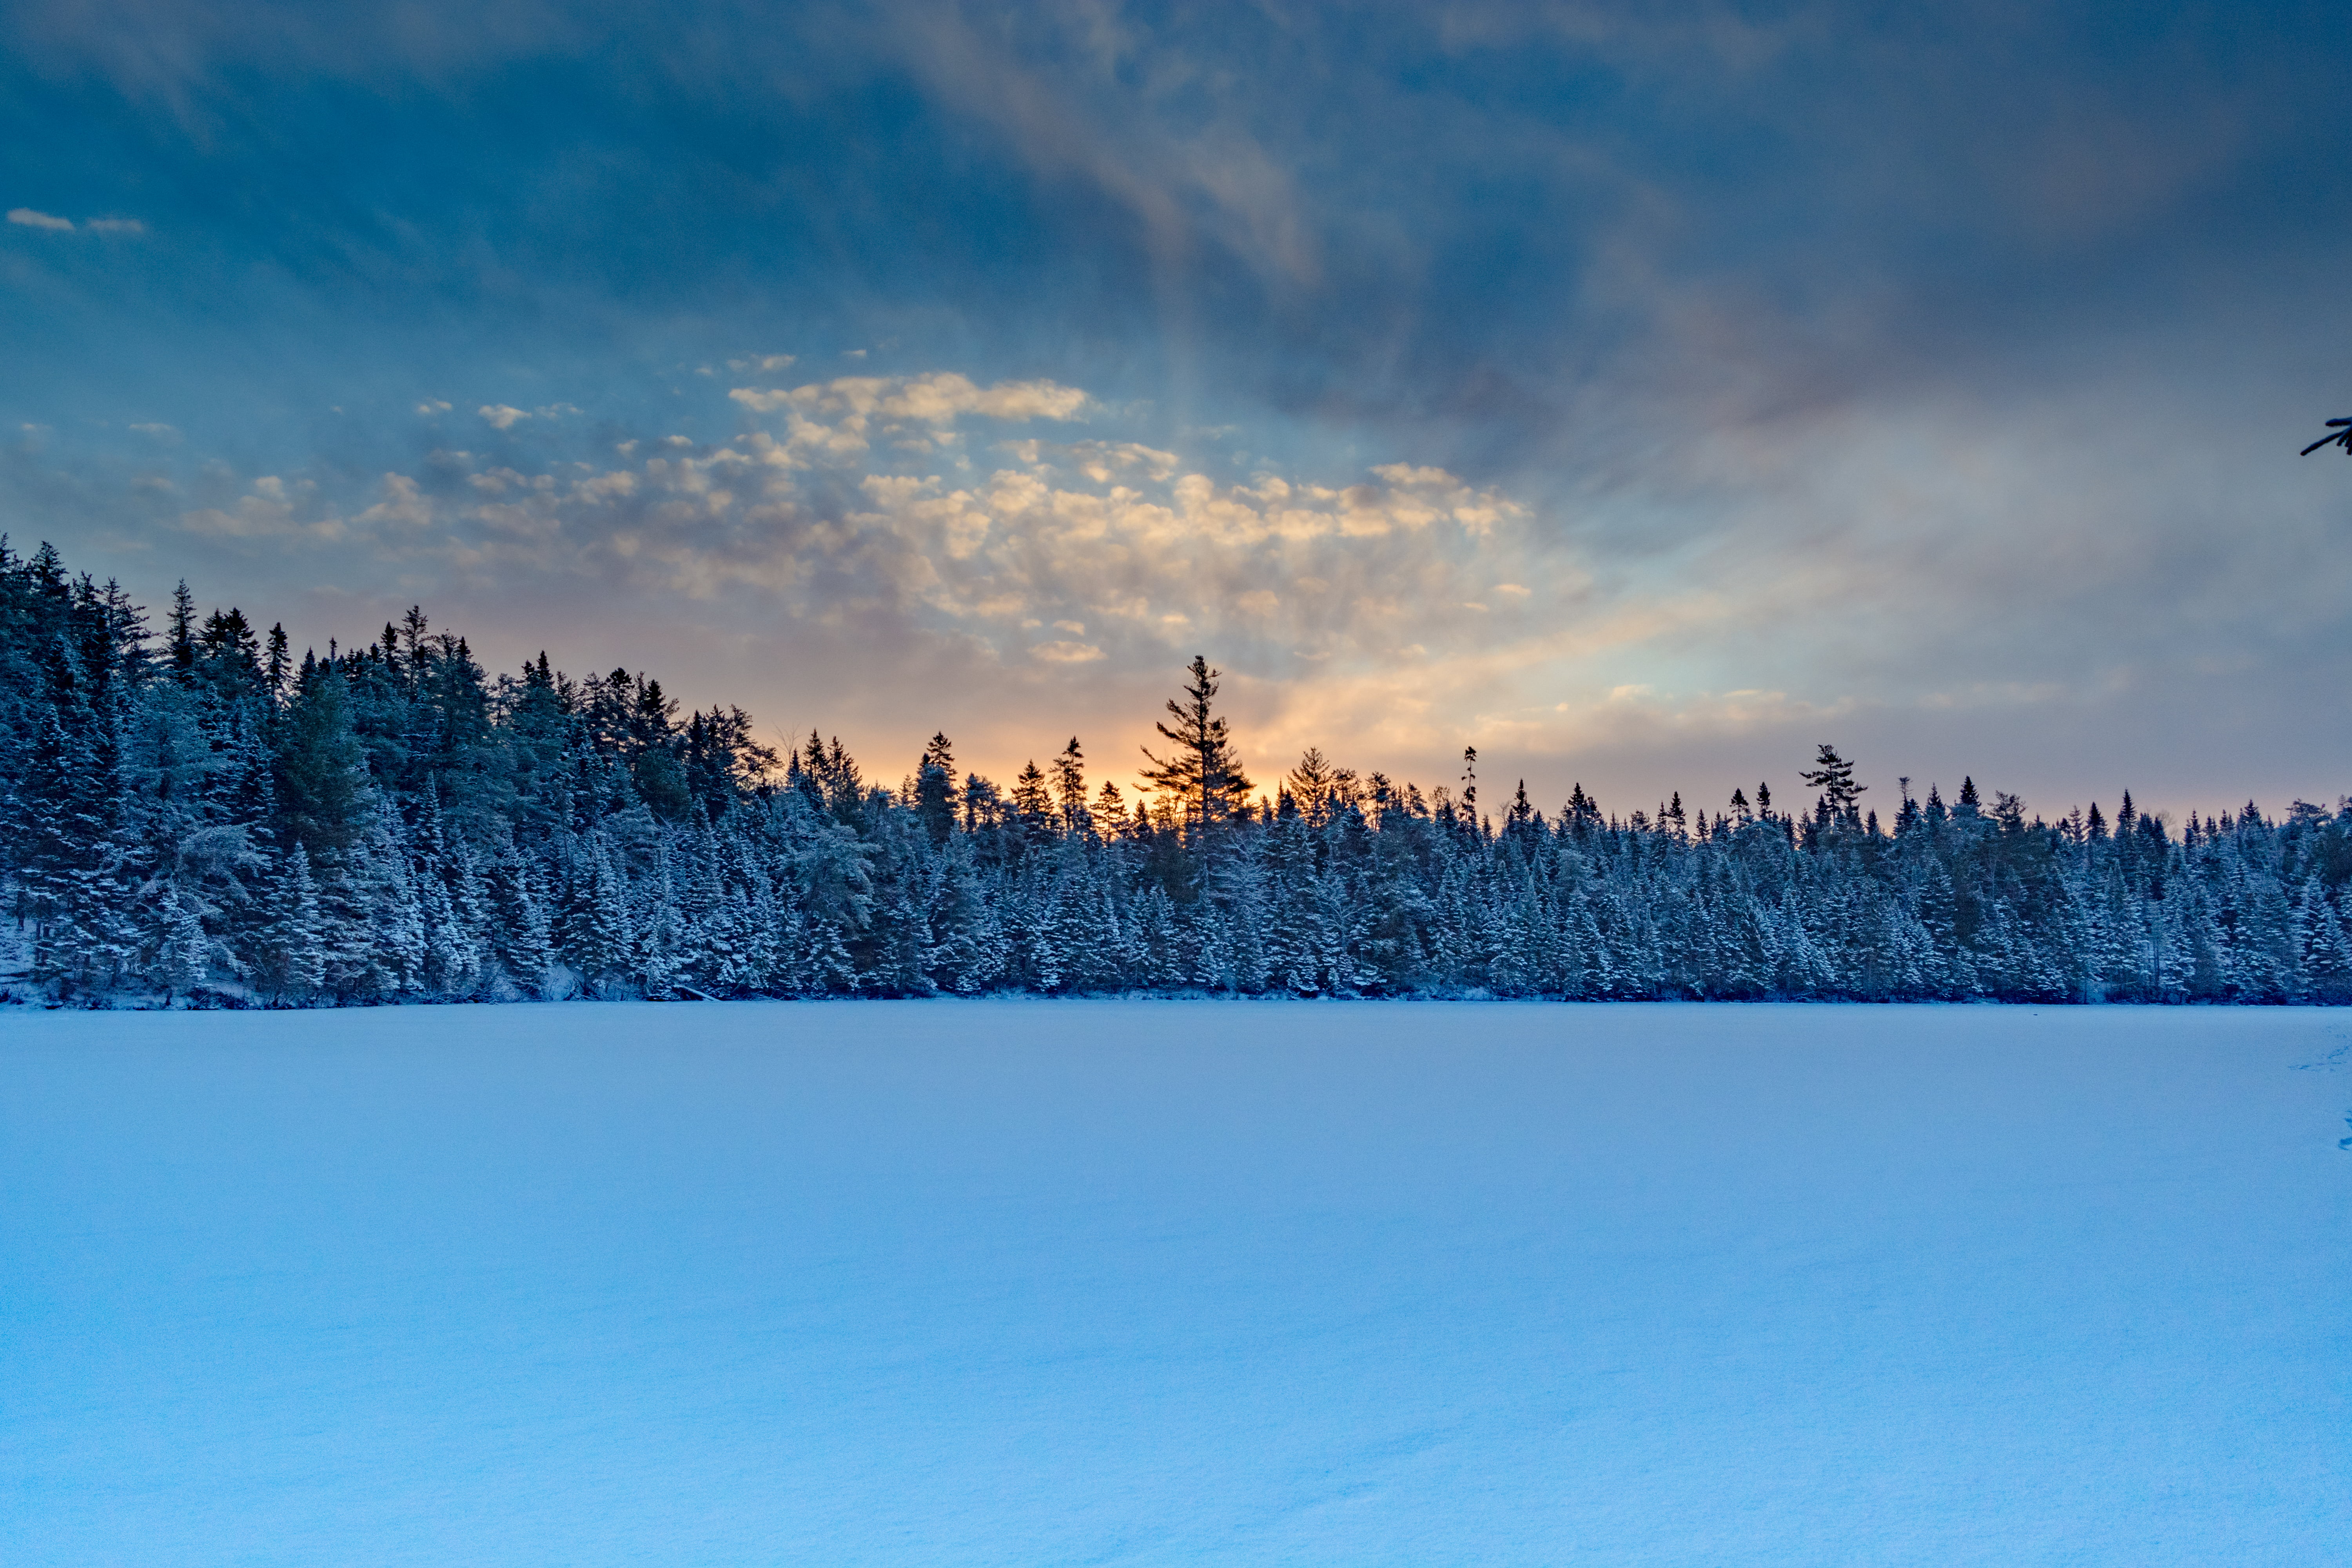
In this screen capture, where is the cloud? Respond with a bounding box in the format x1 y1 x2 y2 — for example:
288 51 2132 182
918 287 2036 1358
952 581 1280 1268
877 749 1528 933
416 399 452 415
2 207 141 234
149 372 1545 696
128 422 180 439
221 375 1542 709
730 372 1089 425
1007 439 1181 485
5 4 2350 815
97 336 2350 815
358 472 433 529
181 475 339 541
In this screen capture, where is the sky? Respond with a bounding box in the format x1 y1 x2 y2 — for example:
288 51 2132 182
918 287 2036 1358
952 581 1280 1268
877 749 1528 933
5 1 2351 821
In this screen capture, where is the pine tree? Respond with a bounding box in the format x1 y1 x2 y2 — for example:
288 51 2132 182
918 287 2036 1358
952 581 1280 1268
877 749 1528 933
275 659 370 860
1011 761 1054 840
1287 747 1341 828
1052 737 1087 833
148 879 213 1001
2300 879 2352 1004
914 732 957 846
166 581 197 682
11 535 2352 1013
1799 744 1865 820
489 851 557 997
1092 780 1130 837
1139 655 1252 830
273 844 327 1001
264 623 291 711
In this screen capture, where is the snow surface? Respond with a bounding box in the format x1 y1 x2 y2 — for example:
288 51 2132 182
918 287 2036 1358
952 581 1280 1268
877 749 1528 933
4 1001 2348 1566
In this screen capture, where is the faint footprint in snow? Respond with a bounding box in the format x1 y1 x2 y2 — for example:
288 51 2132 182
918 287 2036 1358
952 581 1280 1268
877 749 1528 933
2292 1037 2351 1071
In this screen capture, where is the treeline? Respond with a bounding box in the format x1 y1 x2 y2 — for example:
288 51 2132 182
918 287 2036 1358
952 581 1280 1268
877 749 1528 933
5 537 2351 1006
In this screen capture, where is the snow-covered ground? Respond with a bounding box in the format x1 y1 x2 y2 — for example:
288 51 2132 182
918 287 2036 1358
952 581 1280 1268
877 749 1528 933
5 1002 2347 1566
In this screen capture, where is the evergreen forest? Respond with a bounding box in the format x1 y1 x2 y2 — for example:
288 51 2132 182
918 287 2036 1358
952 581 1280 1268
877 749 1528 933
7 538 2352 1007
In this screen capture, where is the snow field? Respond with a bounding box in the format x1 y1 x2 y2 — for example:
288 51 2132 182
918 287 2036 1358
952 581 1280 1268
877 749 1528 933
3 1000 2347 1565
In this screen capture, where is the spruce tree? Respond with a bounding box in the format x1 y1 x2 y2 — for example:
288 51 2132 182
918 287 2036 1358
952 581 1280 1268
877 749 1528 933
914 732 957 846
1052 737 1087 833
273 845 327 1001
1011 761 1054 840
275 660 370 860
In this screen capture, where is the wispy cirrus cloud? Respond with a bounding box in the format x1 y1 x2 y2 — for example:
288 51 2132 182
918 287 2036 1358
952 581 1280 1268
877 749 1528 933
7 206 142 233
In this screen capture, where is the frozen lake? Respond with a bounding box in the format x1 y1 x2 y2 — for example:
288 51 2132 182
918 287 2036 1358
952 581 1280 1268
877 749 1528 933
5 1001 2348 1565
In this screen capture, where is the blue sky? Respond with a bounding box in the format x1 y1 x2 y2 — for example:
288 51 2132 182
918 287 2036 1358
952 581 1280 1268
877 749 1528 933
7 1 2351 816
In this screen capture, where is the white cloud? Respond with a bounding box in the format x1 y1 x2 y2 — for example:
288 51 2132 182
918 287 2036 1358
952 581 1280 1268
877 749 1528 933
1370 463 1457 487
358 472 433 529
1013 439 1180 485
191 374 1537 706
416 399 452 416
181 475 341 542
128 422 179 439
151 359 2336 810
730 372 1090 428
2 209 143 238
173 467 444 548
468 467 532 495
575 470 637 499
